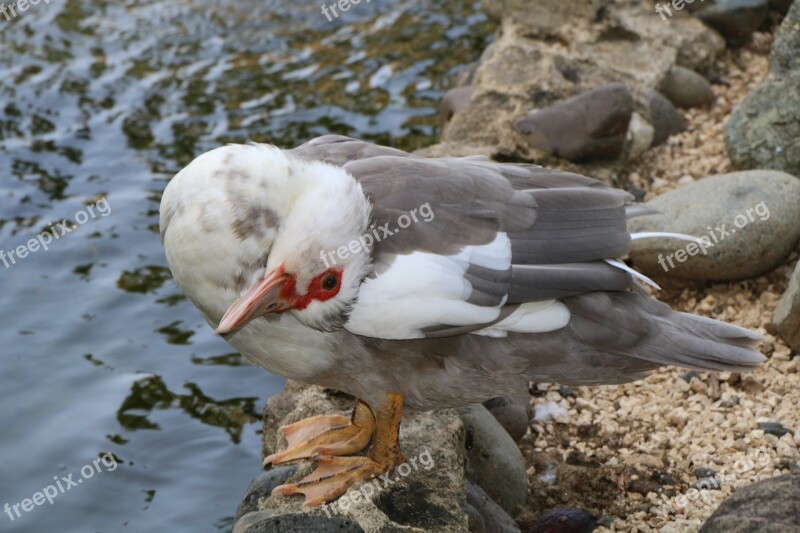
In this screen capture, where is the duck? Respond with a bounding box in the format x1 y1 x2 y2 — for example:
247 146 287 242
159 135 763 506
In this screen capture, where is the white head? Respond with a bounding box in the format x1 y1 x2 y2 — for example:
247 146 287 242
160 143 373 334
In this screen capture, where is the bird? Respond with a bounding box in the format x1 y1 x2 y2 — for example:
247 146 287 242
159 135 763 506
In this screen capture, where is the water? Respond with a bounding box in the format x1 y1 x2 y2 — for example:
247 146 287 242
0 1 494 531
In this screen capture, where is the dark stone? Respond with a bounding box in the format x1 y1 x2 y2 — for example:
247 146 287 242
514 83 633 162
758 421 792 437
483 395 530 442
531 506 597 533
659 67 715 109
235 466 299 522
465 481 521 533
628 478 661 496
645 90 687 145
558 385 573 397
695 0 769 44
239 513 365 533
768 0 794 14
699 472 800 532
681 370 701 383
696 467 720 479
695 477 723 490
375 480 462 530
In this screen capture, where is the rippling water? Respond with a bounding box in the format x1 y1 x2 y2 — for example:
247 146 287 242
0 1 493 531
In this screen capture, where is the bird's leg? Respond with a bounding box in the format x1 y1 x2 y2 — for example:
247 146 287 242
272 393 406 506
264 399 375 466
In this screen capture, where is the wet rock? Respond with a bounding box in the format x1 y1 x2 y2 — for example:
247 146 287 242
645 90 687 145
699 472 800 532
459 404 527 517
235 466 299 521
256 382 469 532
695 0 769 44
483 395 530 442
465 481 522 533
514 83 633 162
531 507 597 533
440 85 476 132
758 421 792 437
659 66 715 108
727 1 800 176
627 112 654 159
774 260 800 352
628 170 800 281
234 512 365 533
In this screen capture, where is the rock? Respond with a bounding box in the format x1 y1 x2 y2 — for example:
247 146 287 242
257 382 470 532
483 395 530 442
426 3 723 164
774 261 800 352
459 404 528 517
465 481 522 533
234 512 365 533
645 90 687 145
757 421 792 437
627 170 800 281
771 0 800 75
769 0 794 14
235 466 299 521
659 66 715 108
726 1 800 176
514 83 633 162
627 112 655 159
440 86 476 132
726 74 800 176
699 472 800 532
531 506 597 533
695 0 769 44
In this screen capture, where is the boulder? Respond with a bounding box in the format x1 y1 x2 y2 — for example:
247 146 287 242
659 66 715 109
645 90 687 145
694 0 769 44
725 0 800 176
628 170 800 281
699 472 800 532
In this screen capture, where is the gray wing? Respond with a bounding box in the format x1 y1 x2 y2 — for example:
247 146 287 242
291 135 636 303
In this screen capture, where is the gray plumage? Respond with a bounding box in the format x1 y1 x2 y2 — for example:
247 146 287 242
161 135 764 414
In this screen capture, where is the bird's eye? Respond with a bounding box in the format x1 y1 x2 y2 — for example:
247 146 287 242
321 273 339 291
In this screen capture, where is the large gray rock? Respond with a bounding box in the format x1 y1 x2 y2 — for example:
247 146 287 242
699 472 800 532
659 66 715 109
249 382 472 532
628 171 800 281
514 83 633 162
726 1 800 176
695 0 769 44
774 261 800 352
458 405 528 517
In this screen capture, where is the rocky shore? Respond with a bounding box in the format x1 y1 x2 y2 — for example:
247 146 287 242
232 1 800 531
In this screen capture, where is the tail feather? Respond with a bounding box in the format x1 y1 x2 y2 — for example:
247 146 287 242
564 291 764 374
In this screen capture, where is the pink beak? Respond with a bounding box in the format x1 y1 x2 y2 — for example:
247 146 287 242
215 268 289 335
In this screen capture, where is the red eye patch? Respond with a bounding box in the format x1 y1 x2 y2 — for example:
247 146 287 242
278 268 343 311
